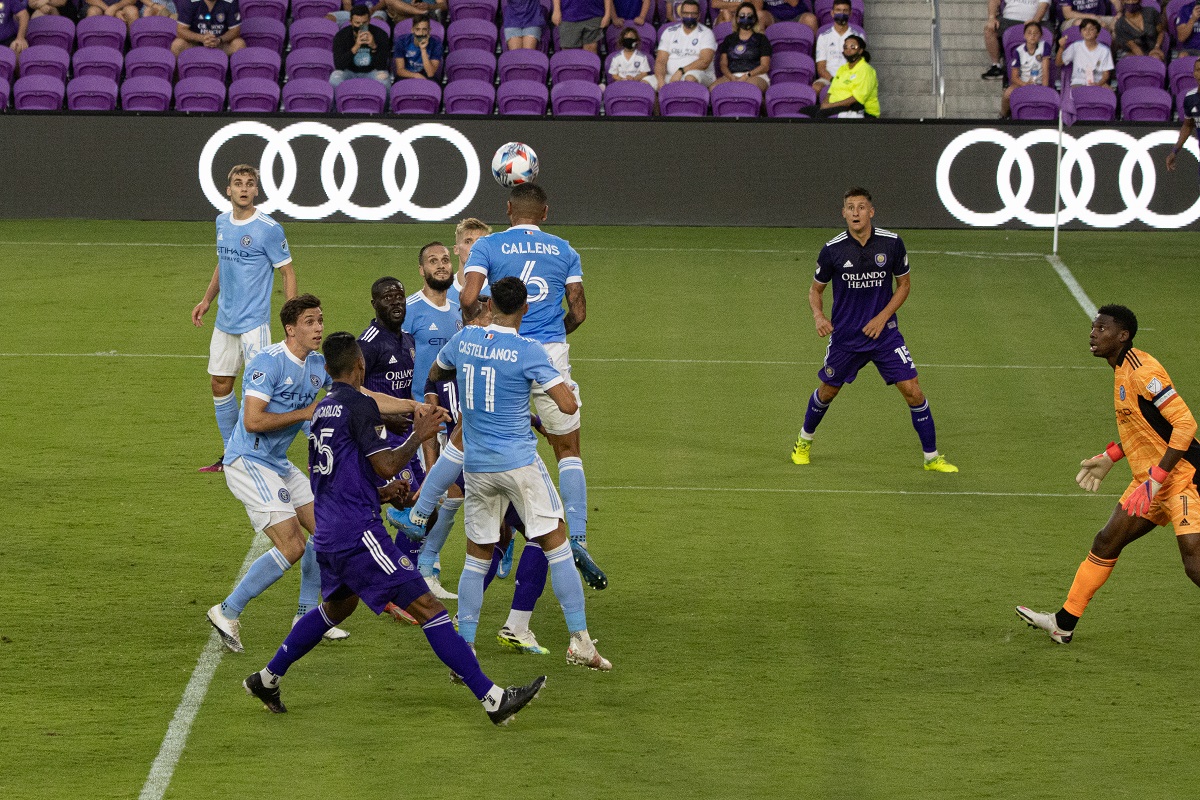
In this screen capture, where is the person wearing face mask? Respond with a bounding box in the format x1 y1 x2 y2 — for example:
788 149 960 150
713 2 771 93
1113 0 1165 62
807 33 878 118
608 26 652 81
813 0 863 92
650 0 716 89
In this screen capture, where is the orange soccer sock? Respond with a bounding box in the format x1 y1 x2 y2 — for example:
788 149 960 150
1062 552 1118 619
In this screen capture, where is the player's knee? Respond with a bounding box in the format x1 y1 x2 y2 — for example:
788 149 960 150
817 383 840 403
407 592 445 624
211 375 235 395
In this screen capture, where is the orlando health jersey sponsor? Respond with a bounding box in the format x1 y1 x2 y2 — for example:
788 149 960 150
403 292 463 400
225 342 331 476
359 320 416 444
179 0 241 37
463 224 582 344
814 227 909 352
435 324 563 473
214 210 291 335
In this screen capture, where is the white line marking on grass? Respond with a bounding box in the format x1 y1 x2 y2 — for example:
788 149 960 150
591 485 1115 499
0 352 207 359
139 532 270 800
1046 254 1098 319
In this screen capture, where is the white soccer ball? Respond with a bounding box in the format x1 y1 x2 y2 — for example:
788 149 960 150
491 142 539 188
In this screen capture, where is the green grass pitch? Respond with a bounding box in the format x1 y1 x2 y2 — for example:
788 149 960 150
3 219 1200 799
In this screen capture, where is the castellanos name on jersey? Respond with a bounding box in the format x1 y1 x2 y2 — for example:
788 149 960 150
225 342 331 476
215 211 291 335
463 224 582 344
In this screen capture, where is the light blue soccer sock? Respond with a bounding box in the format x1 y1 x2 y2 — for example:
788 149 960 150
222 546 291 619
544 540 587 634
455 553 491 644
213 393 238 448
419 497 462 578
414 443 464 521
296 542 321 616
557 457 588 545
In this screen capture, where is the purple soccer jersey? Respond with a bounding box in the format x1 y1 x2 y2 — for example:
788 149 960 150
359 320 417 441
814 226 910 353
177 0 242 38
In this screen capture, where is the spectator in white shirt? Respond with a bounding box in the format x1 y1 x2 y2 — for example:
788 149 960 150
1057 17 1114 87
983 0 1049 79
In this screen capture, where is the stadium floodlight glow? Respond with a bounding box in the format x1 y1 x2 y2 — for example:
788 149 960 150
197 121 481 222
935 128 1200 229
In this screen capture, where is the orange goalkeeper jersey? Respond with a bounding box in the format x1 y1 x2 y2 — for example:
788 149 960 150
1114 347 1200 483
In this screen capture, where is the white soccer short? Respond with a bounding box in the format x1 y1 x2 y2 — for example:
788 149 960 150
208 323 271 377
463 457 564 545
224 456 314 533
531 341 581 435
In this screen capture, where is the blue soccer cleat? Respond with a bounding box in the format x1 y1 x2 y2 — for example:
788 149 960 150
570 540 608 590
497 539 515 579
387 507 427 542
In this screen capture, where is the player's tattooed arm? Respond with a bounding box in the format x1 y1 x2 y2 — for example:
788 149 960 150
564 283 586 335
368 404 444 479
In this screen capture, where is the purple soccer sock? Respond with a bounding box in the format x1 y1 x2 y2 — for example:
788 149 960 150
802 389 830 436
266 606 335 678
512 543 548 613
482 544 503 591
909 400 937 453
421 610 493 700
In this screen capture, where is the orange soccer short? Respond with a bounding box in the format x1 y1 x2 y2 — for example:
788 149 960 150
1120 476 1200 536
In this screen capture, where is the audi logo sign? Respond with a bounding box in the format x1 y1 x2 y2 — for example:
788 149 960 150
197 120 482 222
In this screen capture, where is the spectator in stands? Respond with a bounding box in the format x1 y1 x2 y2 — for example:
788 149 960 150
1173 0 1200 57
0 0 29 54
608 25 652 81
1002 20 1050 116
27 0 77 18
611 0 649 27
142 0 178 17
171 0 245 55
1059 0 1119 32
1114 0 1165 61
331 4 392 87
86 0 139 24
328 0 388 25
1165 59 1200 174
649 0 716 88
814 0 858 91
552 0 612 55
805 33 877 117
759 0 817 32
393 12 441 80
983 0 1049 79
1057 17 1114 86
503 0 544 50
382 0 445 26
713 2 771 93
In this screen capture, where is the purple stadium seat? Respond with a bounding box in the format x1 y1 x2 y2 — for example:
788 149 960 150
0 47 15 85
765 81 816 117
1115 55 1166 94
604 21 656 58
394 18 446 40
19 45 69 82
498 48 548 82
335 76 388 113
497 77 547 114
602 78 654 115
768 51 815 85
550 49 600 83
713 21 732 43
124 46 175 81
813 0 863 28
177 46 228 81
448 19 499 52
285 47 334 80
1168 0 1192 44
766 21 815 55
289 17 339 50
390 78 442 113
291 0 339 19
240 18 287 54
710 79 761 116
0 82 8 109
229 77 281 112
450 0 499 21
26 15 74 52
231 46 281 81
1009 84 1059 119
240 0 289 22
75 15 127 52
67 74 118 110
120 75 172 110
1066 85 1117 120
13 75 65 110
442 77 495 113
1168 55 1198 98
1121 86 1172 121
1061 24 1113 48
550 78 600 114
130 16 178 50
282 77 334 111
658 79 708 116
446 49 497 83
175 76 227 111
72 46 123 82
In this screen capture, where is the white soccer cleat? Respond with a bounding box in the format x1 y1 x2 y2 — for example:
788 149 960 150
566 632 612 671
425 574 458 600
293 614 350 641
1016 605 1073 644
207 604 244 653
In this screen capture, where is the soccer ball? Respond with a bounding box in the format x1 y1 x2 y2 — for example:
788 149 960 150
491 142 539 188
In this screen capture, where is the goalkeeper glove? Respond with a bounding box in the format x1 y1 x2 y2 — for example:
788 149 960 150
1076 442 1123 492
1122 464 1169 517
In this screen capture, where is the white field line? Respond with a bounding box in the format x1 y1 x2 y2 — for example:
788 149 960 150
590 485 1115 499
138 532 270 800
1046 254 1098 319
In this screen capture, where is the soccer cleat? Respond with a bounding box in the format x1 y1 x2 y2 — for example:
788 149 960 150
566 634 613 671
497 626 550 655
293 613 350 641
384 601 419 625
924 455 959 473
243 671 286 713
386 507 427 542
497 539 515 580
1016 606 1073 644
791 437 811 465
981 64 1005 80
488 675 547 726
207 604 243 653
424 573 459 600
571 540 608 590
198 456 224 473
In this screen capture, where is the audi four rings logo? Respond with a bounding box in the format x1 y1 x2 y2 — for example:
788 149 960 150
936 128 1200 229
198 121 481 222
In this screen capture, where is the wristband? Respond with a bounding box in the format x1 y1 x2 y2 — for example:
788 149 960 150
1104 442 1124 462
423 378 439 397
1150 465 1169 483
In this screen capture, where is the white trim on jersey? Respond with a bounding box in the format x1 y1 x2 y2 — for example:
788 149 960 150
361 326 381 342
874 228 898 238
362 531 397 574
825 232 849 246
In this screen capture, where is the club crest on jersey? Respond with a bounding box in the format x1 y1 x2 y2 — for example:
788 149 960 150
400 468 414 484
399 556 414 569
1147 377 1163 395
251 370 266 384
1119 385 1126 400
875 253 887 266
278 488 291 503
375 425 386 438
824 366 835 378
310 375 321 386
241 234 251 247
217 12 225 20
281 240 289 252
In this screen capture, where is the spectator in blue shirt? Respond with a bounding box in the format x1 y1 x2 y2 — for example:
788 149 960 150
393 13 442 79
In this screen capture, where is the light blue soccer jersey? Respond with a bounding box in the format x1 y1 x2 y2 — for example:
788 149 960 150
225 342 331 476
436 324 563 473
447 272 489 308
215 210 292 335
403 291 463 395
462 224 582 344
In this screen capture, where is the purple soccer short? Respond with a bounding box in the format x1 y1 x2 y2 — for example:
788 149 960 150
317 523 429 614
817 328 919 387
